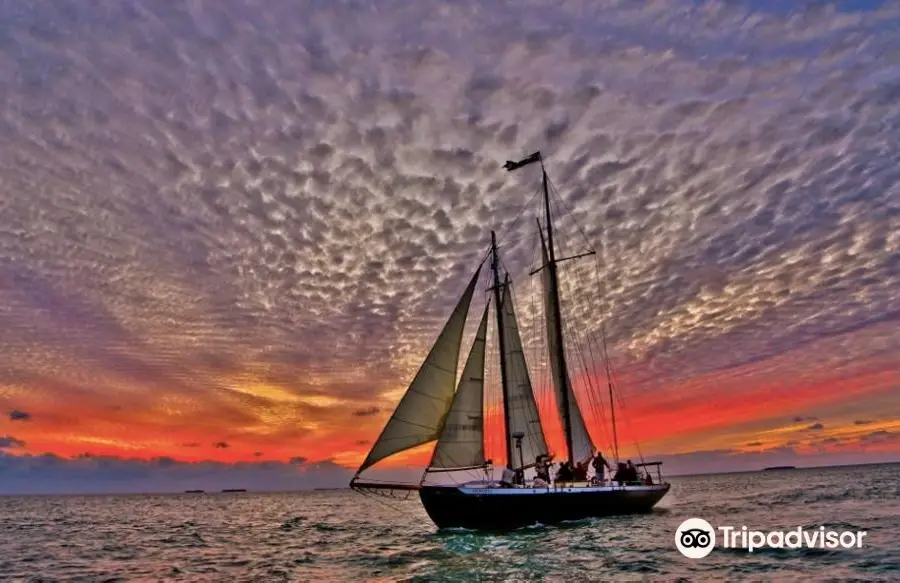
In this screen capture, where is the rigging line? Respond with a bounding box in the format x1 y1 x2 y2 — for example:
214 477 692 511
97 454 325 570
573 280 611 448
584 326 615 455
569 312 612 453
587 251 620 457
600 319 620 463
575 259 615 452
491 186 546 313
544 161 635 462
528 225 551 446
599 327 646 467
544 176 607 456
491 181 545 267
565 306 603 448
564 330 608 453
355 485 406 510
587 260 645 467
548 218 610 456
544 173 595 255
607 354 647 466
559 274 609 453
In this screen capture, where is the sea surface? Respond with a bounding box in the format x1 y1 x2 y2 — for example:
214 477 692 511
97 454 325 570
1 463 898 582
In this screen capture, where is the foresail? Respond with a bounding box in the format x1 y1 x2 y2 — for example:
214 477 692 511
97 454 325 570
540 240 595 462
356 266 482 474
500 284 549 469
429 302 489 470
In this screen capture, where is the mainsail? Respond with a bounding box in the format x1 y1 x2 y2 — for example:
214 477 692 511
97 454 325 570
356 265 481 474
428 302 490 470
540 237 595 463
499 284 549 470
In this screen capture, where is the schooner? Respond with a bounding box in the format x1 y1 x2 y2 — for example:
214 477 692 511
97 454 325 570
351 152 670 530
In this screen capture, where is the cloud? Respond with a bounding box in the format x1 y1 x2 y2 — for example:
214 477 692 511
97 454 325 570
860 430 895 445
213 442 229 449
854 420 874 425
352 407 381 418
0 0 897 480
806 423 825 431
0 436 26 449
793 416 819 423
289 456 308 465
0 452 358 495
8 410 32 422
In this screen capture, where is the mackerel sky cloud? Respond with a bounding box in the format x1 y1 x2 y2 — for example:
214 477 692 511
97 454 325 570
0 0 898 492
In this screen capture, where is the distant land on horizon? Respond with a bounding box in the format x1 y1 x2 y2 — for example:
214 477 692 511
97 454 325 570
667 459 900 479
1 460 897 497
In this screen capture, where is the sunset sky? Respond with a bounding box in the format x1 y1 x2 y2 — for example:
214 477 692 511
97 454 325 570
1 0 898 493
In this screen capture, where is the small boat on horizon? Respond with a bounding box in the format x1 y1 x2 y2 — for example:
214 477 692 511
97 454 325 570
351 152 670 530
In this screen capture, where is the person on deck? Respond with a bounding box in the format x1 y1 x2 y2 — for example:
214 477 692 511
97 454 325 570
568 452 593 482
555 460 574 483
535 454 552 483
613 462 627 484
592 450 612 482
626 460 639 483
573 459 589 481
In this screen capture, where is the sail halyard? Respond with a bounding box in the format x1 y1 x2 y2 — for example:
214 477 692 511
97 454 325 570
427 301 490 471
354 265 482 476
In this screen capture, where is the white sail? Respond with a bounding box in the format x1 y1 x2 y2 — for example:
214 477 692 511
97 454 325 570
500 284 550 470
357 266 481 474
540 239 595 463
429 302 490 470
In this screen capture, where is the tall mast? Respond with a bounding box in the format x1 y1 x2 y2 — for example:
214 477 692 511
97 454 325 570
541 165 575 464
601 322 620 462
490 230 514 470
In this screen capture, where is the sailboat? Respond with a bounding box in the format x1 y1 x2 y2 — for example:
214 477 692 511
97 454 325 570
351 152 670 530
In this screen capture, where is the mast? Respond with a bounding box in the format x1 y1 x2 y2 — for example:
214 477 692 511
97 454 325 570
490 231 514 470
540 164 575 464
601 322 620 462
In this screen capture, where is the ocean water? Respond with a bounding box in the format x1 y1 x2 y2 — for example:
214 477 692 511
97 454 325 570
1 464 897 582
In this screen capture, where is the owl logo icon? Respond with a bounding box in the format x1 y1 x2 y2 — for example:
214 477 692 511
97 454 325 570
675 518 716 558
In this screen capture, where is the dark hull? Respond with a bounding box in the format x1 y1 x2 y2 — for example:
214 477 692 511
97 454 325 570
419 483 670 530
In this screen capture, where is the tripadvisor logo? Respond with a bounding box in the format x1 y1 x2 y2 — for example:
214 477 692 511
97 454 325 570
675 518 716 558
675 518 868 558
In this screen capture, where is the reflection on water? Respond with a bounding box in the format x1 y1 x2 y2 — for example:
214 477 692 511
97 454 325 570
0 464 897 581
